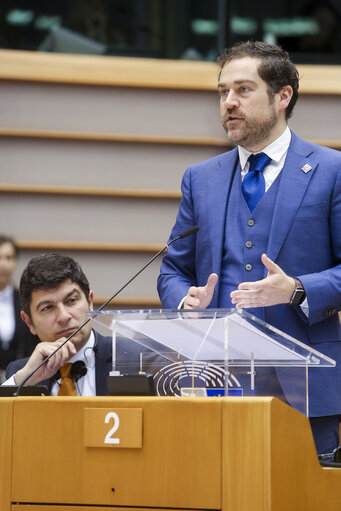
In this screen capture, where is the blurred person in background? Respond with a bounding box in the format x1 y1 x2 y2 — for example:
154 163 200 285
0 235 38 382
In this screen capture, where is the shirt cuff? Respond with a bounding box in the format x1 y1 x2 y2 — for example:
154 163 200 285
178 297 186 309
1 375 16 386
299 297 309 317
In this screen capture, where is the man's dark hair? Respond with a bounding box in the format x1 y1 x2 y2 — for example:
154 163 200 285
0 235 18 257
217 40 299 119
19 252 90 316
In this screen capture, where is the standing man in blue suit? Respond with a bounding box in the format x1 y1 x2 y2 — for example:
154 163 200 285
158 41 341 457
4 253 113 395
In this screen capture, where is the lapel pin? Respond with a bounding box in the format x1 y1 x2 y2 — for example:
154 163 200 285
301 163 312 174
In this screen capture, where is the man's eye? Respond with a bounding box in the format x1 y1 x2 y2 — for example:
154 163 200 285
219 89 228 97
41 306 52 313
240 86 250 93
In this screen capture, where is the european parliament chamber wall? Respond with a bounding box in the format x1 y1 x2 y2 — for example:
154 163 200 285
0 50 340 311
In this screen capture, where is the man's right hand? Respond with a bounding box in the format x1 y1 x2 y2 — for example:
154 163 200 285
14 339 77 386
183 273 218 309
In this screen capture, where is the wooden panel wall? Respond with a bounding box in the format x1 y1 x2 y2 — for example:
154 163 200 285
0 50 340 309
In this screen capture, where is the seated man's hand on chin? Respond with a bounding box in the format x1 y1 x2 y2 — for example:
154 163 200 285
14 338 77 386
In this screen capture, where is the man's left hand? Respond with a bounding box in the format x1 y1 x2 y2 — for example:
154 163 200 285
230 253 296 308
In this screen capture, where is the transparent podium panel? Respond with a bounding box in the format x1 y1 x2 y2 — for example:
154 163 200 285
87 309 335 416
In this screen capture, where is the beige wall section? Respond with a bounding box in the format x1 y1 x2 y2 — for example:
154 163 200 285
0 137 222 189
0 50 340 307
0 194 179 244
13 250 161 302
0 81 223 138
289 95 341 140
1 80 340 142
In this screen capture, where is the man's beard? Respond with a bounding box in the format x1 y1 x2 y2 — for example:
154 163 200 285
223 107 278 150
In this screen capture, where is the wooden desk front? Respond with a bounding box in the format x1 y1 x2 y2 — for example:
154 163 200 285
1 396 341 511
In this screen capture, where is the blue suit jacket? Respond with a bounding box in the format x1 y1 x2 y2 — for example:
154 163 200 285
158 131 341 416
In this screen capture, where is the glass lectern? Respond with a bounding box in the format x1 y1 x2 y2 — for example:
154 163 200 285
88 308 335 416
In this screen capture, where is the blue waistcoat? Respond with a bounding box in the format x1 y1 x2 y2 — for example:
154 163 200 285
218 162 281 319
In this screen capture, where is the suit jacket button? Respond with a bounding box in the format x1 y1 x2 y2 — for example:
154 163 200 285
248 219 255 226
245 264 252 271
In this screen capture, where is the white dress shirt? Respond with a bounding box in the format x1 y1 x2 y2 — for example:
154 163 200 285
238 126 291 190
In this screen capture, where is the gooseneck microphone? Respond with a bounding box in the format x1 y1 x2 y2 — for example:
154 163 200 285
177 226 199 239
14 225 199 395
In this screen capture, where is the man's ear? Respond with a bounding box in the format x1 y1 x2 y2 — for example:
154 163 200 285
278 85 293 113
20 310 37 336
88 290 94 311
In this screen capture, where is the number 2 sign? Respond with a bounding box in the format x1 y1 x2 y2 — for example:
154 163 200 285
84 408 143 448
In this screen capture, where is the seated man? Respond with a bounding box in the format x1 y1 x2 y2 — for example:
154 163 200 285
4 252 117 395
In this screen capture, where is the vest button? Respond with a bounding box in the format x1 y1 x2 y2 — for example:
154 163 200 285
245 241 252 248
245 264 252 271
248 219 255 226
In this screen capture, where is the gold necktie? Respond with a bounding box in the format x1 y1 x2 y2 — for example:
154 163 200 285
58 363 77 396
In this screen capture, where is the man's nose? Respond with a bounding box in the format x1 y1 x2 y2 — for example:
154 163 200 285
224 90 239 108
57 305 72 322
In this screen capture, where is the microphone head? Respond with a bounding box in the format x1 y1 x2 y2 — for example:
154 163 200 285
70 361 87 382
178 225 199 239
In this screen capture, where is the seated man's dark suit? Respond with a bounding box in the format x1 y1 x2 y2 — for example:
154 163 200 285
6 331 112 395
6 332 147 395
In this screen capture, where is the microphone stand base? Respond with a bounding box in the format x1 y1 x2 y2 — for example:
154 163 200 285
107 373 155 396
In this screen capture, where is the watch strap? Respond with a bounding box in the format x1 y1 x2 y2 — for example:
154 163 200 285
289 278 306 306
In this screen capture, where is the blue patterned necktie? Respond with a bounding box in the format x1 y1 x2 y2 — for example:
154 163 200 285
242 152 272 212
